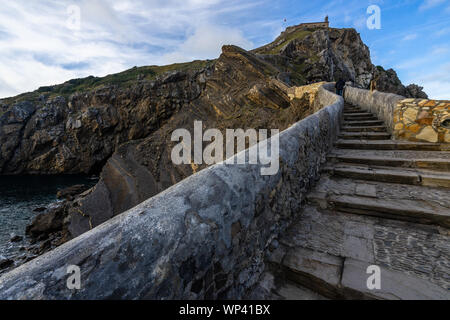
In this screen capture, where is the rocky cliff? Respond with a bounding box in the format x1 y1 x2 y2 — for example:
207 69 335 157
373 66 428 99
0 25 429 264
254 26 427 98
0 63 210 175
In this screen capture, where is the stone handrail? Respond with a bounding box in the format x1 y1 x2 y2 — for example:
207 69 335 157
344 86 450 143
0 83 343 300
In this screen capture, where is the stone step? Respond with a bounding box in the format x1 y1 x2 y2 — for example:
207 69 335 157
344 112 379 120
344 117 379 122
309 175 450 218
280 246 449 300
274 281 328 300
340 126 387 133
343 109 364 114
343 120 385 127
324 163 450 188
341 259 450 300
343 105 363 109
343 105 361 108
343 112 374 117
338 132 391 140
275 204 450 299
281 247 346 299
335 140 449 151
308 193 450 228
327 154 450 171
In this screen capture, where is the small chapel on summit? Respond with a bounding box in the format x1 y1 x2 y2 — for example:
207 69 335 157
284 16 330 34
298 16 330 29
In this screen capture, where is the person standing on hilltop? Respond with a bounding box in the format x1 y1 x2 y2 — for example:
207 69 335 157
335 78 345 96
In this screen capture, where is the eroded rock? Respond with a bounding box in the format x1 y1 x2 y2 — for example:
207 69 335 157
56 184 90 200
0 257 14 271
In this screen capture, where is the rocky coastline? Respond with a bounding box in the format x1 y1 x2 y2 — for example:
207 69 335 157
0 183 95 275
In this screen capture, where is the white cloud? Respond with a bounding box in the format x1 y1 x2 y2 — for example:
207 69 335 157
161 24 253 63
401 61 450 100
0 0 259 99
353 16 367 29
419 0 446 11
419 81 450 99
395 57 429 70
402 33 418 41
432 47 449 55
1 0 448 101
395 44 448 70
436 26 450 36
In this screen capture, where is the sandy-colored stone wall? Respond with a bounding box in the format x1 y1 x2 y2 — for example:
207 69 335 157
287 82 327 111
394 99 450 143
345 86 450 144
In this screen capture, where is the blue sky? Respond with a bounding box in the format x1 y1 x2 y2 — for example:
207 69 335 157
0 0 449 99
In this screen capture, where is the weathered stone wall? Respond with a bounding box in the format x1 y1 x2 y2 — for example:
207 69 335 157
394 99 450 143
0 84 343 300
344 86 404 134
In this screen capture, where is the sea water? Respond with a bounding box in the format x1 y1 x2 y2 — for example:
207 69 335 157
0 175 97 258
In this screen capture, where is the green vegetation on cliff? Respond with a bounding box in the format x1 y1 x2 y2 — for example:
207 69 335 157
254 29 313 55
268 30 312 54
1 59 214 105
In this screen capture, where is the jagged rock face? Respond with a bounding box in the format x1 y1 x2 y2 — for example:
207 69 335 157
328 28 373 88
0 102 35 172
373 68 429 99
264 28 374 88
406 84 428 99
373 67 409 97
0 70 206 174
259 27 428 98
0 101 8 114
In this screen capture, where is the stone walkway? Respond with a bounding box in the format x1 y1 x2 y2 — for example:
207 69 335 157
260 103 450 300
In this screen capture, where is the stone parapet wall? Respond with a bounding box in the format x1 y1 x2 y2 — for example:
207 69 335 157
344 86 404 134
287 81 327 109
0 84 343 300
394 99 450 143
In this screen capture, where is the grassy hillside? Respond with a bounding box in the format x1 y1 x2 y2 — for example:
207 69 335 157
254 29 313 55
1 59 214 105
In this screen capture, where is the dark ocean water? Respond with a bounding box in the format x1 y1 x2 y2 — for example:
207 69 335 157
0 175 97 258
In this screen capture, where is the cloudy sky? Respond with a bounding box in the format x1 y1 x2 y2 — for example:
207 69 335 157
0 0 449 99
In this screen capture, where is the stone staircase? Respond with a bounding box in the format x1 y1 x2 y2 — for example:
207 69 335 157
265 103 450 300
